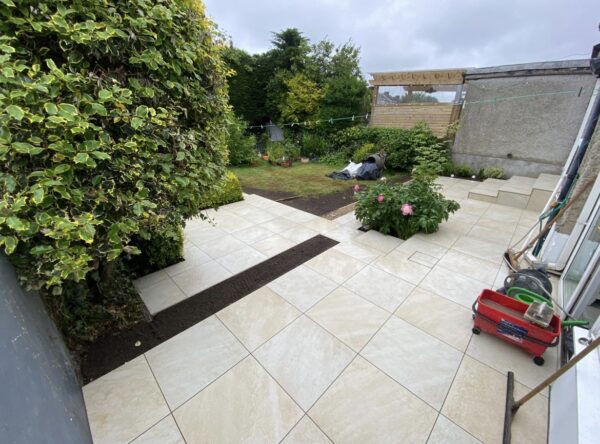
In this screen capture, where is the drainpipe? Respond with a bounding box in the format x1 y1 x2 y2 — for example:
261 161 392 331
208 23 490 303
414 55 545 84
533 44 600 255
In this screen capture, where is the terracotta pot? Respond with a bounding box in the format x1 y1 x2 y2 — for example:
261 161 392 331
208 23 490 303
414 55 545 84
262 155 269 161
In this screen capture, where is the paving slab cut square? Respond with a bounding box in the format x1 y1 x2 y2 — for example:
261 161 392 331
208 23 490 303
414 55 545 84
254 316 355 411
361 316 463 410
145 316 248 409
309 356 437 444
173 356 303 444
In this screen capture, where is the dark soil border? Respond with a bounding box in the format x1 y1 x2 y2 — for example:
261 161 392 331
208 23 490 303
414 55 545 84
81 235 338 383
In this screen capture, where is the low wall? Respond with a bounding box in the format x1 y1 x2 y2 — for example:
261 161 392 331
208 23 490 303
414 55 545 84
0 255 92 444
452 60 595 177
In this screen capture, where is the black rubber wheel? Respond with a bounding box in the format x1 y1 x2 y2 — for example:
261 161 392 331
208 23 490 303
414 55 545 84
533 356 545 366
472 327 481 335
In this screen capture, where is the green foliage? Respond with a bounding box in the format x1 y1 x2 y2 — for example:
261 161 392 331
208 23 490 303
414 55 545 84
481 166 505 179
280 74 324 123
452 164 476 178
354 179 460 240
267 140 300 162
353 143 375 163
227 114 257 166
319 150 350 165
198 171 243 210
128 217 184 276
301 132 329 158
0 0 229 296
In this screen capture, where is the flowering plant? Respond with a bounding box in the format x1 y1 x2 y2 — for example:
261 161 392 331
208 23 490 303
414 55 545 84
354 178 459 239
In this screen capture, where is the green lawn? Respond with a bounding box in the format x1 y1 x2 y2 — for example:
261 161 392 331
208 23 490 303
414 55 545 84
231 160 406 198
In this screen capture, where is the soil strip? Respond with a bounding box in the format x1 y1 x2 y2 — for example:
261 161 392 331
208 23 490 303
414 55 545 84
81 235 338 383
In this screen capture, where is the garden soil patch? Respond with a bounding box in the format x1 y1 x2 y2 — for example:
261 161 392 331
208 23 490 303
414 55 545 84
80 235 338 383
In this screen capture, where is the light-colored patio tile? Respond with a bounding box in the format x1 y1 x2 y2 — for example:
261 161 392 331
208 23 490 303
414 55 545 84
395 236 448 259
374 250 431 285
145 316 248 409
309 356 437 443
174 356 302 444
333 241 382 263
303 217 339 233
427 415 482 444
217 287 300 351
282 416 332 444
83 356 170 444
267 203 298 217
414 225 461 248
185 226 226 246
395 288 473 351
355 229 402 253
131 415 184 444
216 245 267 274
452 235 506 264
475 216 518 233
134 270 169 291
441 218 475 234
262 216 300 233
196 234 247 259
323 224 362 243
437 249 501 286
268 265 339 311
483 206 522 224
468 225 513 247
252 234 296 257
305 249 366 284
162 244 212 278
139 277 187 315
466 331 558 392
171 261 232 296
283 209 318 224
344 265 415 312
410 251 438 267
361 317 463 409
211 212 254 233
448 210 480 225
254 316 355 410
442 355 548 444
246 194 280 209
308 287 389 351
232 224 276 244
333 212 357 225
457 200 490 216
280 226 319 243
420 265 488 308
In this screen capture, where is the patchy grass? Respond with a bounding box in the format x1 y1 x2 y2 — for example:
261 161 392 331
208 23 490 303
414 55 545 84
231 160 405 198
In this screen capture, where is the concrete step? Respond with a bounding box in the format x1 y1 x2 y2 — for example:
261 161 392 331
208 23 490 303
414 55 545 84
527 174 560 211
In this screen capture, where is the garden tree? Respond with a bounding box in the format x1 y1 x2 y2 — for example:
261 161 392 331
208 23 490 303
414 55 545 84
0 0 229 336
279 74 325 124
270 28 310 72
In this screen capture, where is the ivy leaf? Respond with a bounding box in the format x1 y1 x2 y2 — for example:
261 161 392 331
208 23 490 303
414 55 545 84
78 225 95 244
31 188 45 204
2 236 17 254
6 105 24 120
58 103 78 116
98 89 112 101
131 117 143 129
91 151 110 160
30 245 53 255
6 216 27 231
90 102 107 116
73 152 90 164
135 105 148 117
12 142 43 155
44 103 58 115
53 164 70 174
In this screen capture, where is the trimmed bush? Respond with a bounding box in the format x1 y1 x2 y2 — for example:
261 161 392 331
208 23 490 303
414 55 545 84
352 143 375 163
198 171 243 210
481 166 505 179
354 178 460 240
453 164 476 178
301 132 329 158
227 114 257 166
128 218 184 276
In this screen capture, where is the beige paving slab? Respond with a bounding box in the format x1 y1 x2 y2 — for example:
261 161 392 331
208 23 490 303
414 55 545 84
267 265 339 312
475 216 518 233
427 414 482 444
437 249 501 286
323 224 362 243
162 244 212 278
254 316 355 410
415 225 461 249
185 226 227 246
139 277 187 315
83 356 170 444
374 250 431 285
174 356 303 443
267 203 298 217
134 270 169 291
131 415 185 444
282 209 319 224
333 241 382 263
355 229 402 253
170 260 232 296
466 331 558 392
410 251 438 267
362 316 463 410
196 234 247 259
309 356 437 443
252 234 296 257
452 236 506 264
468 225 513 247
442 356 548 444
305 249 366 284
232 224 276 244
308 287 389 351
211 212 254 233
216 245 267 274
145 316 248 409
217 287 300 351
303 217 339 233
344 265 415 312
395 236 448 259
458 200 490 216
420 265 488 308
280 225 320 243
261 216 300 234
395 288 473 352
282 416 332 444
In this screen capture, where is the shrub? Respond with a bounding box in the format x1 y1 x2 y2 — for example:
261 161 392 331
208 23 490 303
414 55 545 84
227 115 257 166
413 140 450 177
354 178 460 239
267 140 300 162
352 143 375 163
453 164 476 178
319 151 350 165
481 166 505 179
301 132 329 158
198 171 243 210
0 0 229 339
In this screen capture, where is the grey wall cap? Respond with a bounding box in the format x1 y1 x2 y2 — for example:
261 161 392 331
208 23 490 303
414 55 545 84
465 59 592 79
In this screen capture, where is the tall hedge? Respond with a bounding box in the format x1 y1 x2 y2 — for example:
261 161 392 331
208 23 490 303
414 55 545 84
0 0 229 293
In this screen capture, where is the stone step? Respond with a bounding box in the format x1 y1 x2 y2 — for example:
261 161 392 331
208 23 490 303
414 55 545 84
527 174 560 211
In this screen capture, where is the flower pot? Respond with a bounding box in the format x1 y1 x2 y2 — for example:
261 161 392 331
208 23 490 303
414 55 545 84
262 155 269 161
300 157 310 164
277 159 293 168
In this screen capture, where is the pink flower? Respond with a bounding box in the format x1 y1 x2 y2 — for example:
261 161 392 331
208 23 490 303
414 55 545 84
353 184 360 193
377 194 385 203
401 203 413 216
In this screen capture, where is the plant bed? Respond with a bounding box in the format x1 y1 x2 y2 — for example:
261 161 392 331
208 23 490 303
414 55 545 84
354 177 460 240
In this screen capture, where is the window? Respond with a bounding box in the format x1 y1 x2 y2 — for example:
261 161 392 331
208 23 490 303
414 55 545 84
376 85 464 105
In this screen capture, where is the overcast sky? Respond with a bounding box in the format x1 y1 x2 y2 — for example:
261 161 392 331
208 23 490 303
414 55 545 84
204 0 599 76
